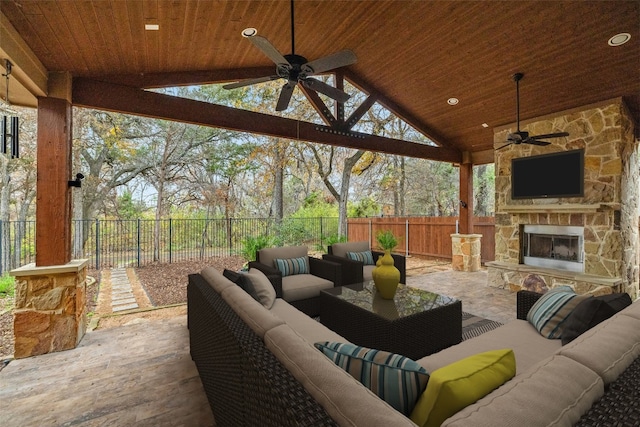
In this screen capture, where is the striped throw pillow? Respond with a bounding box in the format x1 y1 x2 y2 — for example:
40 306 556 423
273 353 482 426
527 286 591 339
274 256 309 276
314 342 429 416
346 250 375 265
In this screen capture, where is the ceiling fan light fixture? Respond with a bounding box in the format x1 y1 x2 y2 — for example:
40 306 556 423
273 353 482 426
482 123 489 128
447 97 459 105
242 28 258 38
608 33 631 46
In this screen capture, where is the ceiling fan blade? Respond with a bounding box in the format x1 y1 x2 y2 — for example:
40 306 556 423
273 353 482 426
525 139 551 146
276 82 296 111
301 50 357 74
301 78 350 103
246 35 290 66
530 132 570 140
496 142 514 151
223 75 280 90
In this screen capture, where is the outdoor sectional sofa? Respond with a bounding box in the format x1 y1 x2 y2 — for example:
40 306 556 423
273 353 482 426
188 267 640 426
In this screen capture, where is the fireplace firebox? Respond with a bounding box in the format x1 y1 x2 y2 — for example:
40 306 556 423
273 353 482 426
522 225 584 273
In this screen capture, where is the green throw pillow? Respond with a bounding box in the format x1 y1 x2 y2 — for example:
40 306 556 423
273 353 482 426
274 256 309 276
527 286 591 338
410 349 516 427
314 342 429 416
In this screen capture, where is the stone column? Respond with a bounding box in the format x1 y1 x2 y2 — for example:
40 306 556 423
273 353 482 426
10 259 89 359
451 234 482 272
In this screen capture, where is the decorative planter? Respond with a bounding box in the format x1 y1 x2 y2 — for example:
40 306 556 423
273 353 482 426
373 250 401 299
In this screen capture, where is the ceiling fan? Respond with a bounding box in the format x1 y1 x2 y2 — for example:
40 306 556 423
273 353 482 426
223 0 357 112
497 72 569 150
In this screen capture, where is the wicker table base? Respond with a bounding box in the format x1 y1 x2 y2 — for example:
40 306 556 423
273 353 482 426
319 282 462 360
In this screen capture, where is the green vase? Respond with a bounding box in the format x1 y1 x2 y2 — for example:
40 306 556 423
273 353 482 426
373 250 401 299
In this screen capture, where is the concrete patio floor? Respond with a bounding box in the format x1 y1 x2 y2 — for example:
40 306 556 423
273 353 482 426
0 267 517 426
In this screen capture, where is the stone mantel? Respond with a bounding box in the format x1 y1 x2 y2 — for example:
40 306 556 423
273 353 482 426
500 203 620 214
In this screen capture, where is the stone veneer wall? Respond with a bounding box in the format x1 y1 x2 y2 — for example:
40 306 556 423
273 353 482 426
490 99 639 299
11 260 88 358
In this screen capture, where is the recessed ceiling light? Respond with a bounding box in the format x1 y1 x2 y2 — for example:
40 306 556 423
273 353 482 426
242 28 258 38
608 33 631 46
481 123 489 128
447 98 459 105
145 24 159 31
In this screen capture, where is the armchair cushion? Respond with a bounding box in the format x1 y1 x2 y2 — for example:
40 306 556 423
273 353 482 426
346 250 375 265
282 274 334 301
274 256 310 276
258 245 308 269
329 241 370 258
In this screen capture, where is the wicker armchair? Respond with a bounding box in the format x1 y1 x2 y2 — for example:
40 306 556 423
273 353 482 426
323 241 407 285
248 245 343 316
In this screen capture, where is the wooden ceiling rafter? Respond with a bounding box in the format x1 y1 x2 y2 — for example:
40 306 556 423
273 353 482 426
72 77 462 163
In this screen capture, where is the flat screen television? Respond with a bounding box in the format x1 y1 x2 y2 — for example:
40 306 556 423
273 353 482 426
511 149 584 199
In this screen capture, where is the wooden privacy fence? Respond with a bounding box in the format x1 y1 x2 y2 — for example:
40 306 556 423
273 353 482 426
347 216 495 263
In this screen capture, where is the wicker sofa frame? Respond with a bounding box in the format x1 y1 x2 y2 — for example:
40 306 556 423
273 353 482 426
187 273 338 427
188 272 640 426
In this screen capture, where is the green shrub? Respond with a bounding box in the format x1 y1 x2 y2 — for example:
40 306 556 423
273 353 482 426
0 274 15 297
240 235 276 263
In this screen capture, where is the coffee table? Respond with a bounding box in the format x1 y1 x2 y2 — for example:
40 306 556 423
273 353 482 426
319 282 462 360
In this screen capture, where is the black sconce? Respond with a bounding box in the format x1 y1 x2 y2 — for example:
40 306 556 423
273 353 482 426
460 200 468 208
68 173 84 188
0 115 19 158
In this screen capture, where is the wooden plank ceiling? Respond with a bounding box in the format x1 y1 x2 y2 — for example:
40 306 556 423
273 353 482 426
1 0 639 162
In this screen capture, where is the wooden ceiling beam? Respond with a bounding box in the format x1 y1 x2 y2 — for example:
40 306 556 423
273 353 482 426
72 78 461 163
91 66 276 88
343 69 457 150
299 84 336 127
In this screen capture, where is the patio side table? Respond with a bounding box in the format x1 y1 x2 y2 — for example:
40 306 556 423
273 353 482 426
319 282 462 360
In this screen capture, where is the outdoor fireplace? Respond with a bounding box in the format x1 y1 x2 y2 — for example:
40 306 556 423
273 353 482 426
522 225 584 273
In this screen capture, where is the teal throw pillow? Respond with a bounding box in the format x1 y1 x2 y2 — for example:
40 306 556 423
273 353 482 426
314 341 429 416
274 256 309 276
346 250 375 265
527 286 591 339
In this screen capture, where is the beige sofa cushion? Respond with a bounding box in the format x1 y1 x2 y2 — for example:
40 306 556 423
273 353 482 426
220 285 284 338
258 246 308 268
418 320 561 375
557 312 640 385
264 324 417 427
617 298 640 320
331 241 370 258
282 274 334 301
442 355 604 427
201 266 235 294
270 299 347 343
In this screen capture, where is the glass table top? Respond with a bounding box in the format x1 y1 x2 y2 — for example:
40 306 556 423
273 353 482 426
323 281 459 321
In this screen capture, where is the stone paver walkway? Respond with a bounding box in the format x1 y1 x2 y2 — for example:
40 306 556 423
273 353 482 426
110 268 139 312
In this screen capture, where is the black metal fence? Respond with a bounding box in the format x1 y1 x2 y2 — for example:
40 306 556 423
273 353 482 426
0 217 339 274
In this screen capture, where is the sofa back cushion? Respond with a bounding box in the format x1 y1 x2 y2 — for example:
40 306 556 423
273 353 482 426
201 266 235 294
442 355 604 427
221 285 284 338
330 241 369 258
265 324 417 427
258 246 308 268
